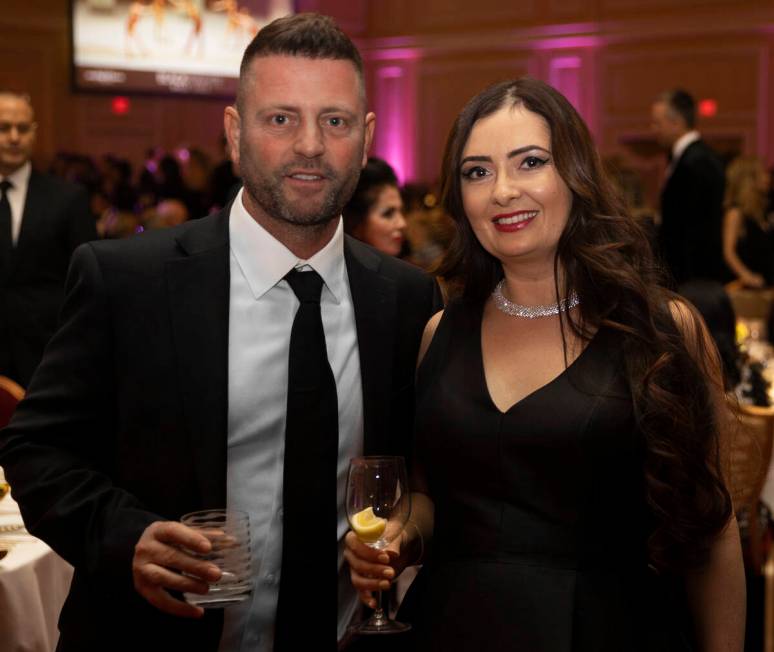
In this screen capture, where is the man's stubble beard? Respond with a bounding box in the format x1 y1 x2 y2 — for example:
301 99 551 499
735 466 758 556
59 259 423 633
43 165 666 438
241 145 364 229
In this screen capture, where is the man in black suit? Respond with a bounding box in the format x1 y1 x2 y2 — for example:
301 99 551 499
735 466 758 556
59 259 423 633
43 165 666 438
651 88 726 286
0 14 440 652
0 92 96 387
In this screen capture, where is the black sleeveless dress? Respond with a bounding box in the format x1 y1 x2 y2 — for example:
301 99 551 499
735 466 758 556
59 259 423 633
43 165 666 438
736 213 774 285
402 299 692 651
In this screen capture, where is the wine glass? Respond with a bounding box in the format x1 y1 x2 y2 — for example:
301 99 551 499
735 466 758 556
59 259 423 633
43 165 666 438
0 466 9 501
346 455 411 635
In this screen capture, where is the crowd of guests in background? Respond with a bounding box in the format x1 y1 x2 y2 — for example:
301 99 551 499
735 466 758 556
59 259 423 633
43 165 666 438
44 144 457 277
46 139 240 238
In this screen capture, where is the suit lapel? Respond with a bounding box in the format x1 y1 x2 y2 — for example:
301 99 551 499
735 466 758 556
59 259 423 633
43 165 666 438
345 236 397 454
166 211 230 506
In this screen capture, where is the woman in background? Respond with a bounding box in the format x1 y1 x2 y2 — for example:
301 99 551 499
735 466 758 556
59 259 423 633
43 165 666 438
343 157 407 257
345 78 745 650
723 155 773 288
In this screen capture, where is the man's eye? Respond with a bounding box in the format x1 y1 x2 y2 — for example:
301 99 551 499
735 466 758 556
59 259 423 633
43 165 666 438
327 117 345 127
270 115 288 125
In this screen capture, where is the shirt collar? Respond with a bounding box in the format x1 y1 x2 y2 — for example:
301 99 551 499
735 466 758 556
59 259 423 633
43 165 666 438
672 130 700 163
228 186 347 303
1 161 31 187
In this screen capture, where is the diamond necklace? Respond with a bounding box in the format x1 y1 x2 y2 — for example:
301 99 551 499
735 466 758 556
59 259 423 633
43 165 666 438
492 279 580 318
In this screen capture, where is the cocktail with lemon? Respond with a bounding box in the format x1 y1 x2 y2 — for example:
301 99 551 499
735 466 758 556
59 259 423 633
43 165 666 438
346 456 411 634
351 506 387 545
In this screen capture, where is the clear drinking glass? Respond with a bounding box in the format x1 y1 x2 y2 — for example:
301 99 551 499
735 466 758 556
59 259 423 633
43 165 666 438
0 466 9 501
346 456 411 634
180 509 252 608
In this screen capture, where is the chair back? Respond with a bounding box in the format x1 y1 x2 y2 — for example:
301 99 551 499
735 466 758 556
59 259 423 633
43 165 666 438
729 402 774 571
725 281 774 324
0 376 24 429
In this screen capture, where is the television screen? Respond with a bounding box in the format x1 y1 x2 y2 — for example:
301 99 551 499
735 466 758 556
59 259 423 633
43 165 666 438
71 0 295 97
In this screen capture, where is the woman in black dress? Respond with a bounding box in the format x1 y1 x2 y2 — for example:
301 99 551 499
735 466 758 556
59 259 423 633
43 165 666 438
345 78 745 651
722 155 774 288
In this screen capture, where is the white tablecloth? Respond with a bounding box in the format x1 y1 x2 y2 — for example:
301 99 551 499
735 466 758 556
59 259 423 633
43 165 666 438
0 495 73 652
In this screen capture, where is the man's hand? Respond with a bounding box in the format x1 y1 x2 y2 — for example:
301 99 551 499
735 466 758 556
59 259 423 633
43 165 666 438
132 521 222 618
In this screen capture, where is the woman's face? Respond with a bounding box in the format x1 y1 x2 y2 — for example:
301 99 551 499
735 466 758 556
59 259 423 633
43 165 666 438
354 185 407 256
460 104 572 269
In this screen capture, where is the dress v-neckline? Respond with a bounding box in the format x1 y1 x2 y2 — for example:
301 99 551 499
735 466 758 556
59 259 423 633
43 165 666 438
477 312 601 416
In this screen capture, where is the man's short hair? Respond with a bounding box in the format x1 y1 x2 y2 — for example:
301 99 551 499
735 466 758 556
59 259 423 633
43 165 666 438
236 13 364 113
659 89 696 129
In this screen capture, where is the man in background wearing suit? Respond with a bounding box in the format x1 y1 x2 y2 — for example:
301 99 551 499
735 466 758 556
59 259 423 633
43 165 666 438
0 14 440 652
651 88 726 286
0 91 96 387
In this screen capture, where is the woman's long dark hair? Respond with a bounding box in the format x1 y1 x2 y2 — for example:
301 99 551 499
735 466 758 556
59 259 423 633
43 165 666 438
437 77 732 573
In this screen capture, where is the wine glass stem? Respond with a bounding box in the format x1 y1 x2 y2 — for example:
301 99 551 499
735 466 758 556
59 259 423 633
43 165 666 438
372 589 388 625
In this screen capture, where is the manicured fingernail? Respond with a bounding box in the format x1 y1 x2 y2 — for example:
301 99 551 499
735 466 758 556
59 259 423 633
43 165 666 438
207 566 221 580
378 554 389 564
382 568 394 579
379 580 390 590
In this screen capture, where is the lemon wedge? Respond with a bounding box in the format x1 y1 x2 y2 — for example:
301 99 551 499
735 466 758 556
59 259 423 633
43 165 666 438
351 507 387 543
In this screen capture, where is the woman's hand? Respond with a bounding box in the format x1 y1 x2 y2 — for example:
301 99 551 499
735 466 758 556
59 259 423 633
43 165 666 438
343 531 403 609
741 271 765 288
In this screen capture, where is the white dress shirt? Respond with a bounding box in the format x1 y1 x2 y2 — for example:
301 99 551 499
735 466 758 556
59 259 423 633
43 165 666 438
219 189 363 651
0 161 31 245
671 130 700 168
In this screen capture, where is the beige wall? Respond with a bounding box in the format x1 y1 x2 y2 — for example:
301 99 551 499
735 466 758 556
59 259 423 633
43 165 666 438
1 0 773 199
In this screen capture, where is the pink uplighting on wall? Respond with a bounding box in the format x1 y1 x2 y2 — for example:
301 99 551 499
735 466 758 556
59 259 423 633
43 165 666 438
372 64 415 183
548 56 582 111
531 35 602 51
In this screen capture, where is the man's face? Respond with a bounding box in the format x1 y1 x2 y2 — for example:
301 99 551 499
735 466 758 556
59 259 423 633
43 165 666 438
225 55 375 229
650 100 681 149
0 95 36 176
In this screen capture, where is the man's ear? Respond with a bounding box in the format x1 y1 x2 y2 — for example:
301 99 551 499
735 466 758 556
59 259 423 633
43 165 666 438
224 105 241 170
362 112 376 167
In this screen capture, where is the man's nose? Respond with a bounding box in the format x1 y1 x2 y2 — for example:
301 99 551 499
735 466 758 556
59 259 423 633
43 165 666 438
293 122 325 158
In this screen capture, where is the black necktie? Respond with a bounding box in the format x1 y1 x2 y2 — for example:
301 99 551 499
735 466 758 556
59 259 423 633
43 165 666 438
275 268 339 650
0 180 12 271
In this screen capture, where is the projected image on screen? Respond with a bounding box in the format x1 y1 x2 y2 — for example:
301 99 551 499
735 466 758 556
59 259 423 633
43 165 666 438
72 0 294 96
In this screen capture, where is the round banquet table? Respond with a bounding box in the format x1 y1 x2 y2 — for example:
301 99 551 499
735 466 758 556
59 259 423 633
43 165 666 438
0 494 73 652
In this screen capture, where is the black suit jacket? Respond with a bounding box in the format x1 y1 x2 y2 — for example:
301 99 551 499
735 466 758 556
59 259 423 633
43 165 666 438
0 209 441 651
0 170 96 386
658 139 726 286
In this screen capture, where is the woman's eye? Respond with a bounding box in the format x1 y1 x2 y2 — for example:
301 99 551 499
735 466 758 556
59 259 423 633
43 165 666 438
461 166 489 180
522 156 548 169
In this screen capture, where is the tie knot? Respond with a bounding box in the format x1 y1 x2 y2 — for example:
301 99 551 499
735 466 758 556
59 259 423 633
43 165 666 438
0 180 12 196
285 268 323 304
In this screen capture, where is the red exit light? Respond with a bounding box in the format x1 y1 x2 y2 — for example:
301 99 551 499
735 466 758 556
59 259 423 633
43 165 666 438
698 98 717 117
111 96 130 115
